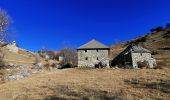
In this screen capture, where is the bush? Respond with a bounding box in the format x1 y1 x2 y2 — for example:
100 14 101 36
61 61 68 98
166 22 170 28
155 26 164 32
125 41 132 46
163 30 170 38
58 63 72 69
135 36 147 42
150 26 164 33
150 28 156 32
59 48 77 67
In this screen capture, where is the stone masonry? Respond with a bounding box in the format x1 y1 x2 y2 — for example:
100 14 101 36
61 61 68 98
77 39 110 68
111 44 157 68
131 52 156 68
78 49 109 67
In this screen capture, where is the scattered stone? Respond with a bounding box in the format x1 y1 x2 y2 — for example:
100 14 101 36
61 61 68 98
55 64 61 68
34 63 44 69
9 63 14 67
16 66 31 70
130 79 140 84
6 69 10 71
2 73 31 81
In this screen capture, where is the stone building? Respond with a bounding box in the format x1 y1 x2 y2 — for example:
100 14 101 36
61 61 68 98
111 44 157 68
4 41 19 53
77 39 110 68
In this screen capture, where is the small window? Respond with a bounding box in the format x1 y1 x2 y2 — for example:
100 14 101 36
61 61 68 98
97 57 99 60
140 53 142 56
85 50 87 52
85 57 88 60
96 49 98 52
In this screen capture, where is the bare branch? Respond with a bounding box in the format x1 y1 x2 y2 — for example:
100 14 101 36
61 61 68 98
0 8 10 41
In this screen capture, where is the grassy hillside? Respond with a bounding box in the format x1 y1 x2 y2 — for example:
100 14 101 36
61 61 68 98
0 24 169 100
2 47 46 67
110 27 170 68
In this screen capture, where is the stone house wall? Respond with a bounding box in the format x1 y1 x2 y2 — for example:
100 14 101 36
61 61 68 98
4 42 18 53
77 49 109 67
131 52 156 68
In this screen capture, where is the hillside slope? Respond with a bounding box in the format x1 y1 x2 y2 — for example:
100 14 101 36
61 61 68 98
0 42 46 67
110 27 170 68
3 48 45 66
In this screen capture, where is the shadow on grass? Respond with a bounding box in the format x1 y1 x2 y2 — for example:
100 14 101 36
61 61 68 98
145 80 170 93
45 85 125 100
124 79 170 93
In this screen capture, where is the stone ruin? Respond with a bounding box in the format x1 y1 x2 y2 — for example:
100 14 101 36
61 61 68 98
4 41 19 53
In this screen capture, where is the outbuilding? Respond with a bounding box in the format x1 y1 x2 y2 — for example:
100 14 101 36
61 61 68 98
111 44 157 68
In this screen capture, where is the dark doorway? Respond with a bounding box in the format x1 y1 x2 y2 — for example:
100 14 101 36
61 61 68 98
124 53 132 66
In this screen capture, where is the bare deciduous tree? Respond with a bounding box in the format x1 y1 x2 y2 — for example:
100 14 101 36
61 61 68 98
59 48 77 67
0 8 10 41
0 8 10 68
47 51 59 60
38 48 48 58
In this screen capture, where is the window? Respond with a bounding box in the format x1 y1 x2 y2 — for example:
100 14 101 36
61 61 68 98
140 53 142 56
85 50 87 52
85 57 88 60
97 57 99 60
96 49 98 52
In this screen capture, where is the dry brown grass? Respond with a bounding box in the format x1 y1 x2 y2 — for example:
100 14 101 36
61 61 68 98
2 48 46 67
0 68 169 100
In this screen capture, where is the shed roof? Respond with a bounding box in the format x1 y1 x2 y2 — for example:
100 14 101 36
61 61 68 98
78 39 109 49
130 44 151 53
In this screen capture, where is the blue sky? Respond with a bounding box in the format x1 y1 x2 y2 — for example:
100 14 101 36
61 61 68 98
0 0 170 51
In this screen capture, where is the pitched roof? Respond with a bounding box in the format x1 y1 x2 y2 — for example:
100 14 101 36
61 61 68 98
129 44 151 53
78 39 109 49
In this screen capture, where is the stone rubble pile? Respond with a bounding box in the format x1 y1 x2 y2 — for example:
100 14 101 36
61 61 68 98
33 63 44 70
2 73 31 81
1 61 62 81
1 63 46 81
